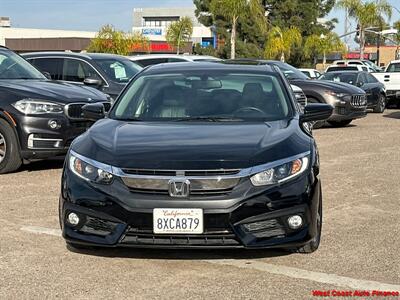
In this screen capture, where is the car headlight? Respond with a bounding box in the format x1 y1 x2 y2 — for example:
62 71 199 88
250 156 309 186
12 99 64 114
326 91 352 100
69 151 113 184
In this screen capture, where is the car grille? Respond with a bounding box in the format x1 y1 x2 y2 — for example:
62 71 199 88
65 102 111 120
122 177 239 196
121 228 240 247
294 91 307 108
350 94 367 107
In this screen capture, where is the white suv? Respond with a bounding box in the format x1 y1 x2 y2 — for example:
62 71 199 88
128 54 221 67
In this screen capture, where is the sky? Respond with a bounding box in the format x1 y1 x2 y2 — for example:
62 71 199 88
1 0 400 35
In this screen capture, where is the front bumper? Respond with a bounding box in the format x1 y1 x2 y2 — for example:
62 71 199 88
60 168 321 249
13 113 93 160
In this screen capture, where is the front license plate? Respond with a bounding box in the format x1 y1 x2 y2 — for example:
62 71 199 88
153 208 203 234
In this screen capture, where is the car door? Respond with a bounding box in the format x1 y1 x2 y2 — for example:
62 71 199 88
358 73 374 105
366 73 383 105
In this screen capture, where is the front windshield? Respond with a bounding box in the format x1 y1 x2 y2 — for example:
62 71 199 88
0 49 46 80
320 73 358 85
93 58 142 83
273 62 309 80
111 71 292 122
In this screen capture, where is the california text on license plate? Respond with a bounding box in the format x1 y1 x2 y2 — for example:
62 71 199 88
153 208 203 234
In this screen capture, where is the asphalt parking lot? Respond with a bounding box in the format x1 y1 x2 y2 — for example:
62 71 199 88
1 111 399 299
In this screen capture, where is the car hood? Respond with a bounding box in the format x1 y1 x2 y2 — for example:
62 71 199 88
72 118 311 170
0 79 108 103
291 79 365 94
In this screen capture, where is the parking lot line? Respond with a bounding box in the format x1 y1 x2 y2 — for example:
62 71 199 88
20 225 61 237
205 259 400 292
19 225 400 292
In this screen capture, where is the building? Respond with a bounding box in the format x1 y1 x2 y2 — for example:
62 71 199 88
132 7 215 53
0 17 96 52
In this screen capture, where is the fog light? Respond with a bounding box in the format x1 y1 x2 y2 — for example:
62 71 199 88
287 215 303 229
48 119 61 129
67 212 80 226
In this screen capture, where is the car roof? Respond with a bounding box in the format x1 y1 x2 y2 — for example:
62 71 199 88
142 61 276 74
388 60 400 64
323 71 363 75
22 51 129 60
298 68 318 71
128 54 220 61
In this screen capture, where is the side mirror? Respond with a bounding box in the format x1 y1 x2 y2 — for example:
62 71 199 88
42 71 52 80
300 103 333 123
357 82 364 87
82 103 105 121
84 77 102 86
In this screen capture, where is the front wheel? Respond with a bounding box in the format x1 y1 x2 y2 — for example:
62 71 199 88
328 119 352 127
373 94 386 113
0 119 22 174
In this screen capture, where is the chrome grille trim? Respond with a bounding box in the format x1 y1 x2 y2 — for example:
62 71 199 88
122 177 240 191
350 94 367 107
110 151 311 180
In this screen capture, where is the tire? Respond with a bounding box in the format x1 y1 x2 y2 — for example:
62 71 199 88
292 192 322 254
307 97 325 129
328 119 352 127
0 118 22 174
373 94 386 113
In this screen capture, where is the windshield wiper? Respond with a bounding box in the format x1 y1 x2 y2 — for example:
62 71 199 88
173 116 244 122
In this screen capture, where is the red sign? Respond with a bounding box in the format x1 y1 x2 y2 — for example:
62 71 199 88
345 52 370 59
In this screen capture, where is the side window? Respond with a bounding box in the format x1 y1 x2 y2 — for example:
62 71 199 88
367 74 378 83
28 58 63 80
137 58 168 67
358 73 367 85
62 58 101 83
167 58 186 63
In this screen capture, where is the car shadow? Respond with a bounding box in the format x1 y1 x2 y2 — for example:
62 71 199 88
383 111 400 119
20 157 65 172
66 245 291 260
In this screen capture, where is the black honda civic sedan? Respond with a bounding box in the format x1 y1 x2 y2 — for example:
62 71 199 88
60 62 332 253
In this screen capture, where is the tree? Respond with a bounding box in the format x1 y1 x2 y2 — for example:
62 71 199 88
166 17 193 54
304 32 346 67
394 20 400 59
87 25 149 55
209 0 266 59
336 0 392 58
264 26 301 62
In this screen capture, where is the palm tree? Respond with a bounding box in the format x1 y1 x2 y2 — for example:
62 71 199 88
336 0 392 59
264 26 301 62
210 0 266 59
166 17 193 54
304 33 346 68
394 20 400 59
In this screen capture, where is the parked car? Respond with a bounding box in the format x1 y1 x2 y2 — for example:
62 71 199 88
319 71 386 113
299 68 322 79
128 54 221 67
59 62 333 252
331 59 380 72
0 47 109 174
325 65 369 73
229 59 367 127
23 52 143 100
372 60 400 107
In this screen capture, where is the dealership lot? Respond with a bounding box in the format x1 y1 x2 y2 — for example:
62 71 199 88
1 112 399 299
